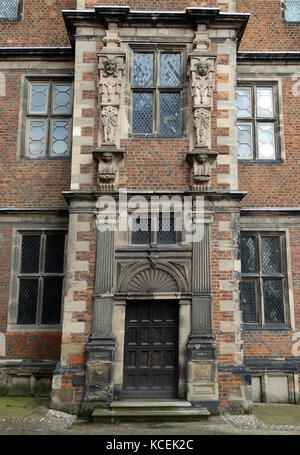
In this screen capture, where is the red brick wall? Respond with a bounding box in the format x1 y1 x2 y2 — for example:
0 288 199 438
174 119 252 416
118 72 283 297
237 0 300 51
0 0 76 47
239 77 300 207
0 72 71 207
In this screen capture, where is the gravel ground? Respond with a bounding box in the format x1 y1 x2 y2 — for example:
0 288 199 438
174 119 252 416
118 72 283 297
0 409 300 435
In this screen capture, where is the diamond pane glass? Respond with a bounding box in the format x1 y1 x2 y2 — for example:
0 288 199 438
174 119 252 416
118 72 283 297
158 217 176 244
258 123 275 159
241 280 258 323
54 84 71 113
133 53 154 87
0 0 18 18
28 120 46 155
286 0 300 21
241 236 257 273
21 236 40 273
45 235 65 273
41 278 63 324
263 279 284 323
261 236 281 273
30 84 48 113
132 218 151 244
257 87 274 117
132 92 153 134
51 120 69 155
237 123 252 159
159 92 180 136
17 279 38 324
160 53 181 87
237 88 252 117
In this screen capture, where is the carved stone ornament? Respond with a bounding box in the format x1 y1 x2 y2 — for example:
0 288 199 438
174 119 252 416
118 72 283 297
186 151 218 191
193 107 210 147
93 147 125 190
98 30 126 147
190 58 214 107
101 105 118 144
193 31 211 52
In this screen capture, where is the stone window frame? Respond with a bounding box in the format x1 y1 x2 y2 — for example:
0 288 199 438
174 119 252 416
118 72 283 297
7 228 67 331
0 0 23 22
251 372 297 404
240 231 291 330
237 81 282 162
128 43 188 138
282 0 300 23
20 76 73 160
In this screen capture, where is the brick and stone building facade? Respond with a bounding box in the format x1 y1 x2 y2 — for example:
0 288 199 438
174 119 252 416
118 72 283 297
0 0 300 415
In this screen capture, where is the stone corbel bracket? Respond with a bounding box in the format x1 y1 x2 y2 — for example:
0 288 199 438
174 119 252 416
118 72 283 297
93 147 125 190
186 150 218 191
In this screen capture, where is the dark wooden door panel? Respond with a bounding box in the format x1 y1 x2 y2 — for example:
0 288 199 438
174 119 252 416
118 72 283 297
123 300 178 398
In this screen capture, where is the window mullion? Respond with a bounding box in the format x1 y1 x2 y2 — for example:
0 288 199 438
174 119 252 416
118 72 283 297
36 234 45 325
257 234 265 325
155 51 159 136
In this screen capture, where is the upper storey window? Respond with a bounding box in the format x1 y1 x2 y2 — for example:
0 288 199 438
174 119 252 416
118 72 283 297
0 0 22 20
285 0 300 22
22 78 73 159
131 50 183 137
237 82 280 161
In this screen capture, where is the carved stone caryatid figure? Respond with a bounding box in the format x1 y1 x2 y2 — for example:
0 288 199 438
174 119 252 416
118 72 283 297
98 30 126 147
193 107 210 147
100 58 123 105
101 105 118 144
191 60 214 107
186 30 218 189
192 153 212 191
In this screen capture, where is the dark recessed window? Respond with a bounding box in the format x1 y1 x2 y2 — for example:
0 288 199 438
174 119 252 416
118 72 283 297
131 50 182 137
22 78 73 159
240 233 288 326
17 233 66 325
131 215 177 245
0 0 22 20
237 83 280 161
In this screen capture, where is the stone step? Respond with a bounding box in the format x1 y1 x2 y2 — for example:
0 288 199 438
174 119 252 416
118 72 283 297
92 401 210 423
110 399 193 412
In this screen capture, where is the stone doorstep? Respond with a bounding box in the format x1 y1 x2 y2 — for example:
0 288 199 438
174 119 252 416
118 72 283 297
92 400 210 422
110 399 192 408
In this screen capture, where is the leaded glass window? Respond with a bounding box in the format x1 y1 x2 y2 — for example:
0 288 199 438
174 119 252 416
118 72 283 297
285 0 300 21
17 233 66 326
237 83 279 161
240 233 288 326
24 79 73 158
131 214 177 245
0 0 21 19
131 50 182 136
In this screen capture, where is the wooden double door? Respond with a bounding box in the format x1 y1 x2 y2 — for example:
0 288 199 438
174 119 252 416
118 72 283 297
123 300 178 398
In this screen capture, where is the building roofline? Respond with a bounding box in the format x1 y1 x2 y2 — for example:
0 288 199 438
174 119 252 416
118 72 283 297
238 51 300 63
0 46 74 60
241 207 300 216
62 6 250 49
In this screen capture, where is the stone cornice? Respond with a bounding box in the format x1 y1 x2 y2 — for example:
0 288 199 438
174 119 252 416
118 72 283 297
62 7 250 49
62 189 247 204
